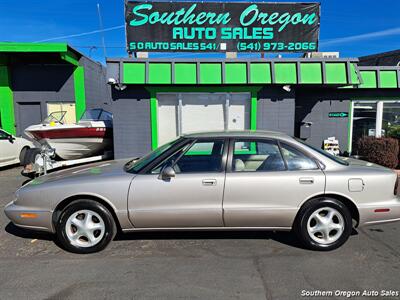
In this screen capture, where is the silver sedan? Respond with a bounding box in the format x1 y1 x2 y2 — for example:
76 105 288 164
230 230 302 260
5 131 400 253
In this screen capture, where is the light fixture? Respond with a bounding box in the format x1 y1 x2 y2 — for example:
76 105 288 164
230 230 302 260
114 84 127 91
107 77 117 85
282 85 291 92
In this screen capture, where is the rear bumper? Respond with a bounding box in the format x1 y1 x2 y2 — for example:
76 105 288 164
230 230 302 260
358 198 400 226
4 201 54 233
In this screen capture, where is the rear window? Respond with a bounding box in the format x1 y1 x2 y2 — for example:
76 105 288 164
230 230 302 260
295 138 349 166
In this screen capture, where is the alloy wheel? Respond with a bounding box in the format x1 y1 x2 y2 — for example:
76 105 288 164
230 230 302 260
306 207 345 245
65 210 105 248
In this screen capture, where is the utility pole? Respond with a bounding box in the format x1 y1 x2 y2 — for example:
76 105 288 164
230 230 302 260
97 3 107 60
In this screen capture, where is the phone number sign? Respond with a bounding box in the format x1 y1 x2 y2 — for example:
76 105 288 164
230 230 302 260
125 1 320 52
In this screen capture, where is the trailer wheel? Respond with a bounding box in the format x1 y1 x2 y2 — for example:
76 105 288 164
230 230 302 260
19 146 30 166
23 148 41 166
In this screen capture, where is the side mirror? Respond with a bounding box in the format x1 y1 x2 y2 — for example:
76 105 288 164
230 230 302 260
8 135 15 143
159 166 176 180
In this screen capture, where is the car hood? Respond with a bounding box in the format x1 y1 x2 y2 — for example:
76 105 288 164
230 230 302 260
26 159 130 185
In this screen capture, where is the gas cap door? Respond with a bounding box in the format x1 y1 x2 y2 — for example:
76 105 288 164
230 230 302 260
348 178 364 192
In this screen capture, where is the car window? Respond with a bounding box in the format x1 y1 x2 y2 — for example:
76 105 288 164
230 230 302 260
232 140 285 172
0 130 9 140
154 140 225 174
294 138 349 166
151 143 192 174
127 138 180 173
280 143 319 170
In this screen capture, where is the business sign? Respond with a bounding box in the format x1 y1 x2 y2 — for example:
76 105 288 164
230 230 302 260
125 1 320 52
328 112 349 118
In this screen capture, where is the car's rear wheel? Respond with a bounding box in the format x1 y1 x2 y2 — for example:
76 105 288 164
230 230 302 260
55 200 116 254
294 198 352 251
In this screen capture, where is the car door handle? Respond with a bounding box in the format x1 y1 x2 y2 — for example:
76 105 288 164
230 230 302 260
202 179 217 186
299 177 314 184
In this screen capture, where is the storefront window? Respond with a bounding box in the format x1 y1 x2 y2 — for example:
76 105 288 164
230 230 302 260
352 101 377 153
383 101 400 138
351 100 400 154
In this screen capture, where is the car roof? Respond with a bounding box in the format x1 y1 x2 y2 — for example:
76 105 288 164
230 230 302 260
182 130 292 139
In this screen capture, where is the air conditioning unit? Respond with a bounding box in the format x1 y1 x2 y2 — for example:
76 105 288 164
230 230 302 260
303 52 340 59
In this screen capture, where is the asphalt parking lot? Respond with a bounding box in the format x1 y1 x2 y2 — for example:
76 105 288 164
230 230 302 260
0 166 399 300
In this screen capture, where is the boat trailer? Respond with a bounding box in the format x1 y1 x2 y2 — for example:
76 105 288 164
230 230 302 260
21 145 113 178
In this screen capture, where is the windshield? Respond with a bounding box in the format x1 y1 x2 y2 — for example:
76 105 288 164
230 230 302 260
43 111 66 124
80 109 113 121
126 138 181 173
295 138 349 166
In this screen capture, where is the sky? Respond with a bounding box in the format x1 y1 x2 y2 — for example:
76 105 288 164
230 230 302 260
0 0 399 64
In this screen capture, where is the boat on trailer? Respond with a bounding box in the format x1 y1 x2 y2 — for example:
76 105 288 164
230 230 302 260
24 108 113 160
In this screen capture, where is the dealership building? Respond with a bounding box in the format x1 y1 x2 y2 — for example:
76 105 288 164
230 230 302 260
101 1 400 159
107 54 400 158
1 2 400 161
0 42 110 137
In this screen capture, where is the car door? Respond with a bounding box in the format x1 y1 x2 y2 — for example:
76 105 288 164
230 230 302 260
0 130 17 165
223 138 326 228
128 139 227 228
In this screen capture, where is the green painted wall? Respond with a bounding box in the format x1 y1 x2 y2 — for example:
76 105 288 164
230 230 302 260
73 66 86 120
0 65 15 135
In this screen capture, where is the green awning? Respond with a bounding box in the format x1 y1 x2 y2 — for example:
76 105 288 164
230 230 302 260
108 58 400 89
115 58 361 86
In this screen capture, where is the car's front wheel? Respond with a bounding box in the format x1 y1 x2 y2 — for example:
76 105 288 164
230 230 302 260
294 198 352 251
55 200 116 254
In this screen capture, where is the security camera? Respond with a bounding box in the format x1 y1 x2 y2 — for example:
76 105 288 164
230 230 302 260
107 77 117 85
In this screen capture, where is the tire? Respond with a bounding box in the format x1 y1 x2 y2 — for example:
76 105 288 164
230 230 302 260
55 200 117 254
23 148 41 166
294 198 352 251
19 146 30 166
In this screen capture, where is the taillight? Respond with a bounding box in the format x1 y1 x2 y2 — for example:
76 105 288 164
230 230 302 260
395 176 399 195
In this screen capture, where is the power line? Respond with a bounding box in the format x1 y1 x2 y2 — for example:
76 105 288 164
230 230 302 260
34 25 125 43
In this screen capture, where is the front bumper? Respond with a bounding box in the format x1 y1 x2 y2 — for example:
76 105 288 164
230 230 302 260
4 201 54 233
358 198 400 226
